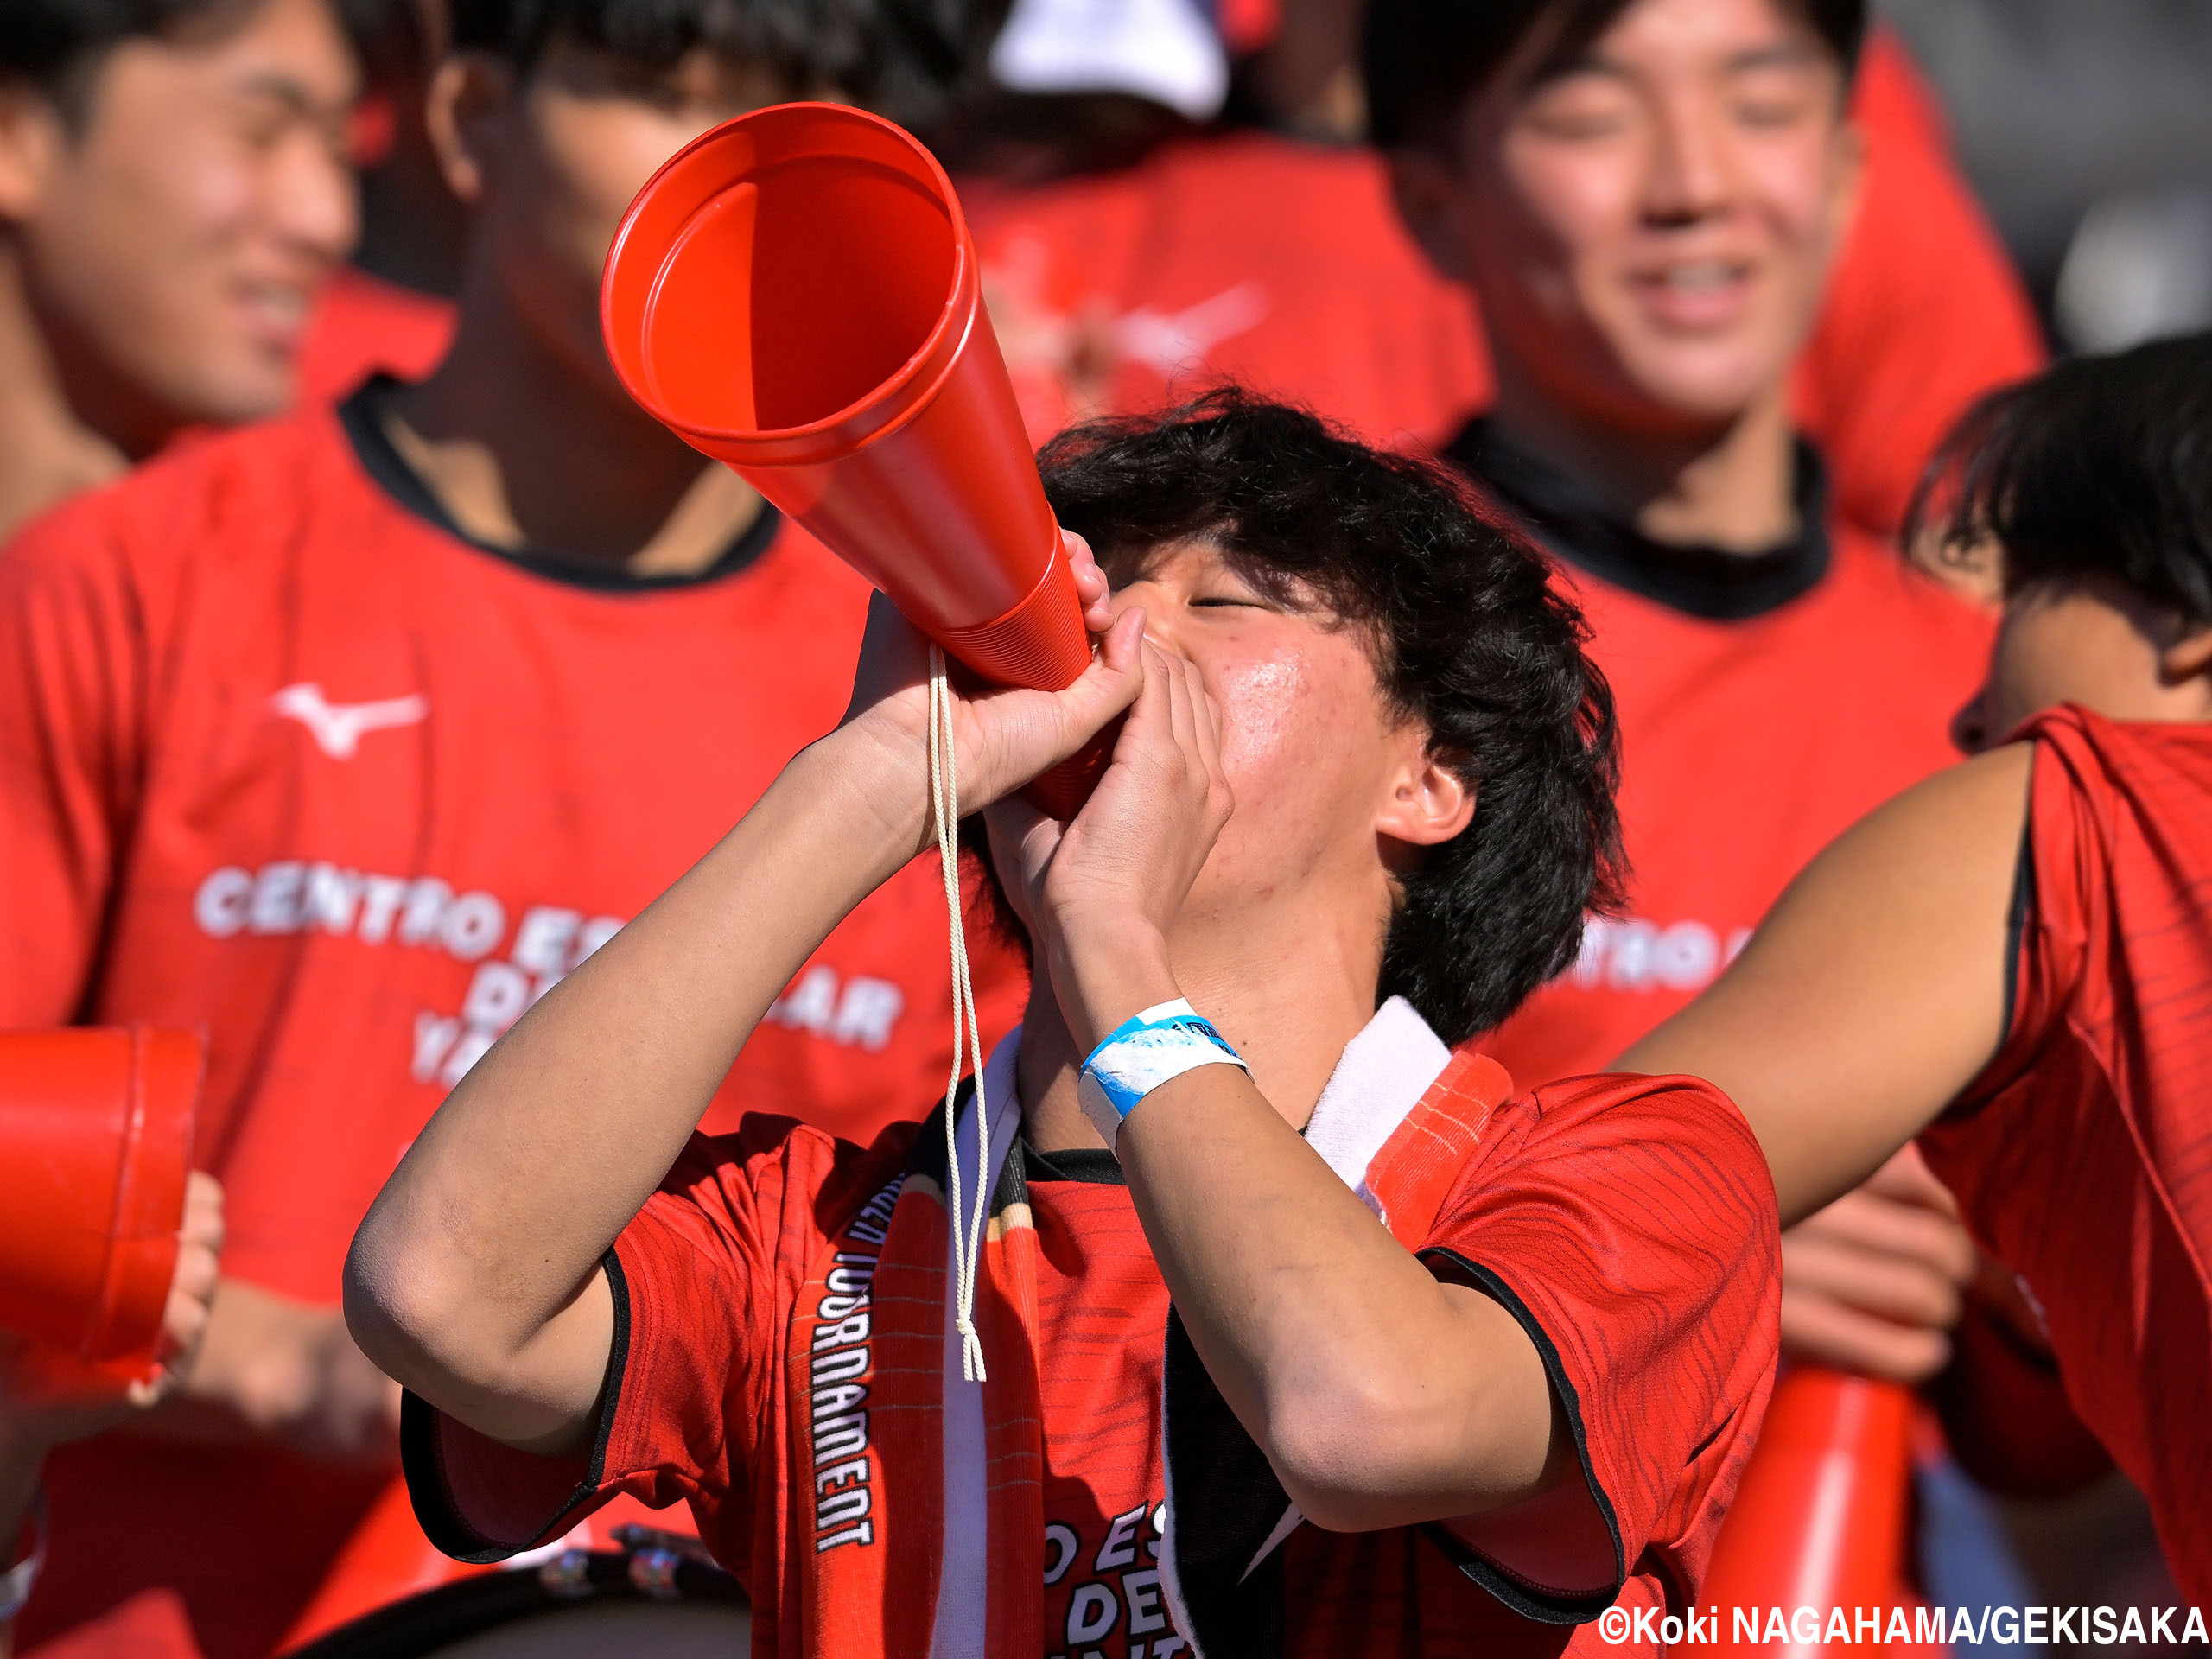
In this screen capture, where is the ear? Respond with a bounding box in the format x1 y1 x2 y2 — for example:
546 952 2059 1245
2159 618 2212 688
1385 147 1474 284
0 82 64 225
1376 744 1475 851
423 52 516 207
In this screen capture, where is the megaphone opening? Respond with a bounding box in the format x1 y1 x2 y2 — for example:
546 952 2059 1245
606 103 1109 811
606 105 967 450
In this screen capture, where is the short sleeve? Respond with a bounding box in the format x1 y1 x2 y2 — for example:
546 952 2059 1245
404 1119 843 1566
1415 1074 1780 1620
0 497 148 1023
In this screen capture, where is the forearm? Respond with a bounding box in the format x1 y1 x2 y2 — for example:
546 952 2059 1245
347 733 920 1437
1067 928 1559 1530
1619 749 2031 1224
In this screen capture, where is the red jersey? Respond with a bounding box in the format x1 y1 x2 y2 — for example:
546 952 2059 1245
965 31 2041 539
294 267 456 404
1455 426 1991 1084
965 128 1489 452
1919 707 2212 1610
1789 33 2046 540
408 1009 1779 1656
0 385 1024 1659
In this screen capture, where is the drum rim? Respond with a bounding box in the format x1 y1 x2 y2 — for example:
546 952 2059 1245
282 1548 748 1658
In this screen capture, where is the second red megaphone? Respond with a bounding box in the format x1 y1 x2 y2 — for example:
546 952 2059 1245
0 1027 200 1368
1693 1370 1922 1657
601 102 1106 814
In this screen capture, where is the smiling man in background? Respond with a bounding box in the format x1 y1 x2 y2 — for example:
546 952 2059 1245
0 0 359 540
1369 0 1997 1389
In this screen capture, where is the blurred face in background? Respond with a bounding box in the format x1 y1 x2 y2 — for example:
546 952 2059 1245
0 0 359 452
429 41 804 400
1401 0 1860 435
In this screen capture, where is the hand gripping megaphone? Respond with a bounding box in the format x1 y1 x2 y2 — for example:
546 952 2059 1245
601 102 1108 815
0 1028 200 1370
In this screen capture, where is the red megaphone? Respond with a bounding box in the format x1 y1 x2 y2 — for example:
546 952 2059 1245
601 102 1107 815
0 1027 200 1368
1692 1370 1927 1657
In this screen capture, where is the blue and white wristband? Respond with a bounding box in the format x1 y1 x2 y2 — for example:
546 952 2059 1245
1077 999 1249 1152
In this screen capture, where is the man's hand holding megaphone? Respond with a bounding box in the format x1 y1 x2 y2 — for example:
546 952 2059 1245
2 1173 222 1643
0 1172 223 1437
833 531 1149 861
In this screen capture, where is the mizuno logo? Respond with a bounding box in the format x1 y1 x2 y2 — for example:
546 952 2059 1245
1113 282 1268 374
270 682 429 760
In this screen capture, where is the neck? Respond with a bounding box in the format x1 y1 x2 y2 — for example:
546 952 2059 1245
1486 346 1800 553
382 259 761 576
1019 894 1386 1154
0 244 129 540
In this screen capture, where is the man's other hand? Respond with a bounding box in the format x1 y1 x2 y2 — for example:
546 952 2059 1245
1780 1144 1980 1383
988 639 1232 1049
162 1276 402 1463
0 1170 224 1453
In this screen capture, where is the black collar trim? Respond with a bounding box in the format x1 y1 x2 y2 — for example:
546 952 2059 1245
337 375 781 594
1020 1138 1127 1185
1447 417 1831 622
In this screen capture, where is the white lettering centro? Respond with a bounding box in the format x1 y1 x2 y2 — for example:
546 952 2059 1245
1570 916 1751 995
191 861 517 964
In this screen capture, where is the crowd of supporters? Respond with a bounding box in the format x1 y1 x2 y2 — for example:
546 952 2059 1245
0 0 2204 1655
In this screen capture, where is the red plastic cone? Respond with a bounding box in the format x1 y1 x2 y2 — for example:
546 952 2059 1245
0 1028 200 1365
1692 1370 1921 1656
601 102 1107 814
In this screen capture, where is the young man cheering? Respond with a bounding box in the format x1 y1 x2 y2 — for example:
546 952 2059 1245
350 396 1781 1656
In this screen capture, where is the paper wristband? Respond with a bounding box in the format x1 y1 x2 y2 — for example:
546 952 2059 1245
1077 999 1249 1151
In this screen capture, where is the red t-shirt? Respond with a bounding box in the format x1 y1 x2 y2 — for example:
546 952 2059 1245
1 386 1025 1659
410 1065 1778 1656
294 267 456 404
965 128 1491 453
1919 707 2212 1611
1789 32 2047 542
965 31 2042 541
1459 431 1992 1085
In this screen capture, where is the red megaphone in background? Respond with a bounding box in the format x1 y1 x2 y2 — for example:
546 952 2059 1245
1688 1370 1941 1658
0 1028 200 1369
601 102 1107 816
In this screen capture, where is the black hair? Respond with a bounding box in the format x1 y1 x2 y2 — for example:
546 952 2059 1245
976 388 1624 1047
1 0 264 116
1911 332 2212 629
447 0 1001 137
1363 0 1866 150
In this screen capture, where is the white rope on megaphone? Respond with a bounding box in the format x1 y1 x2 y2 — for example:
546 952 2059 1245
928 645 990 1383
